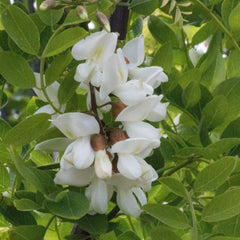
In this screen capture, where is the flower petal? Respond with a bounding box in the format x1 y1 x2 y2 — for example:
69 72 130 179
129 66 168 89
115 95 159 122
72 137 95 169
117 154 142 180
117 188 141 217
94 150 112 179
35 137 73 153
113 80 153 106
54 166 94 186
52 112 100 139
85 178 109 214
122 35 145 68
132 187 147 206
146 100 169 122
111 138 155 154
74 62 95 84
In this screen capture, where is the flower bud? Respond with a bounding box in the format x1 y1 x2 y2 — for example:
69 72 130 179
110 128 126 145
111 101 127 119
91 134 106 151
76 6 88 20
39 0 55 10
97 11 111 32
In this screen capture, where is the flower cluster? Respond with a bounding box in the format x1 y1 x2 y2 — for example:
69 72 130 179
36 30 168 217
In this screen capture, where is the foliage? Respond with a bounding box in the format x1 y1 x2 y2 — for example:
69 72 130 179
0 0 240 239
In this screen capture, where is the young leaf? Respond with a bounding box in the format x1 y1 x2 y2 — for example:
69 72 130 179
151 226 181 240
0 162 9 192
4 113 51 146
148 15 179 47
30 150 53 166
202 188 240 222
130 0 159 15
9 225 45 240
0 51 36 88
143 204 190 229
159 177 188 199
43 27 88 57
194 157 237 193
1 5 40 54
182 81 201 108
151 42 173 73
45 191 89 220
14 199 41 211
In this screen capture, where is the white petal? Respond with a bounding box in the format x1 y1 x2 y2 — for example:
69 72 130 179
54 166 94 186
100 52 128 99
122 35 145 68
132 187 147 206
115 95 160 122
74 62 95 83
129 66 168 89
113 80 153 106
34 105 55 115
94 150 112 179
72 137 95 169
124 121 160 141
146 101 169 122
35 137 73 153
52 112 100 139
117 188 141 217
85 178 108 214
71 31 106 61
117 154 142 180
111 138 155 154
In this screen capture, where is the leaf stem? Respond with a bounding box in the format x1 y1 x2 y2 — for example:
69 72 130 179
191 0 240 52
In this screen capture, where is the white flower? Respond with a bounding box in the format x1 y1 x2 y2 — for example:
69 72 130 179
52 112 100 169
72 30 118 86
94 150 112 179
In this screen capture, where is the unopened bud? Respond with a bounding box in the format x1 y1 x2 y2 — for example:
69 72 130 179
110 128 126 145
39 0 55 10
97 11 110 32
111 101 127 119
76 6 88 20
91 134 106 151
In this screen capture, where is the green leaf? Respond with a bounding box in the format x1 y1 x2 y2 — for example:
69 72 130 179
229 2 240 36
45 51 72 86
222 118 240 138
227 50 240 78
1 5 40 54
179 69 202 88
0 162 9 191
43 27 88 57
0 118 11 138
221 0 238 28
0 51 35 88
9 225 45 240
57 70 79 105
143 204 190 229
151 42 173 73
131 17 143 37
151 226 181 240
192 20 217 46
45 191 89 220
148 15 178 47
30 150 53 166
37 0 63 26
77 214 107 235
209 237 240 240
159 177 188 199
4 113 51 146
130 0 159 15
201 95 228 130
99 231 117 240
14 199 40 211
118 231 141 240
202 188 240 222
182 81 201 108
194 157 237 193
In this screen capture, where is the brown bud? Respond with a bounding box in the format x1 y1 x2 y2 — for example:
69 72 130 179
110 128 126 145
111 101 127 119
97 11 110 32
76 6 88 20
91 134 105 151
